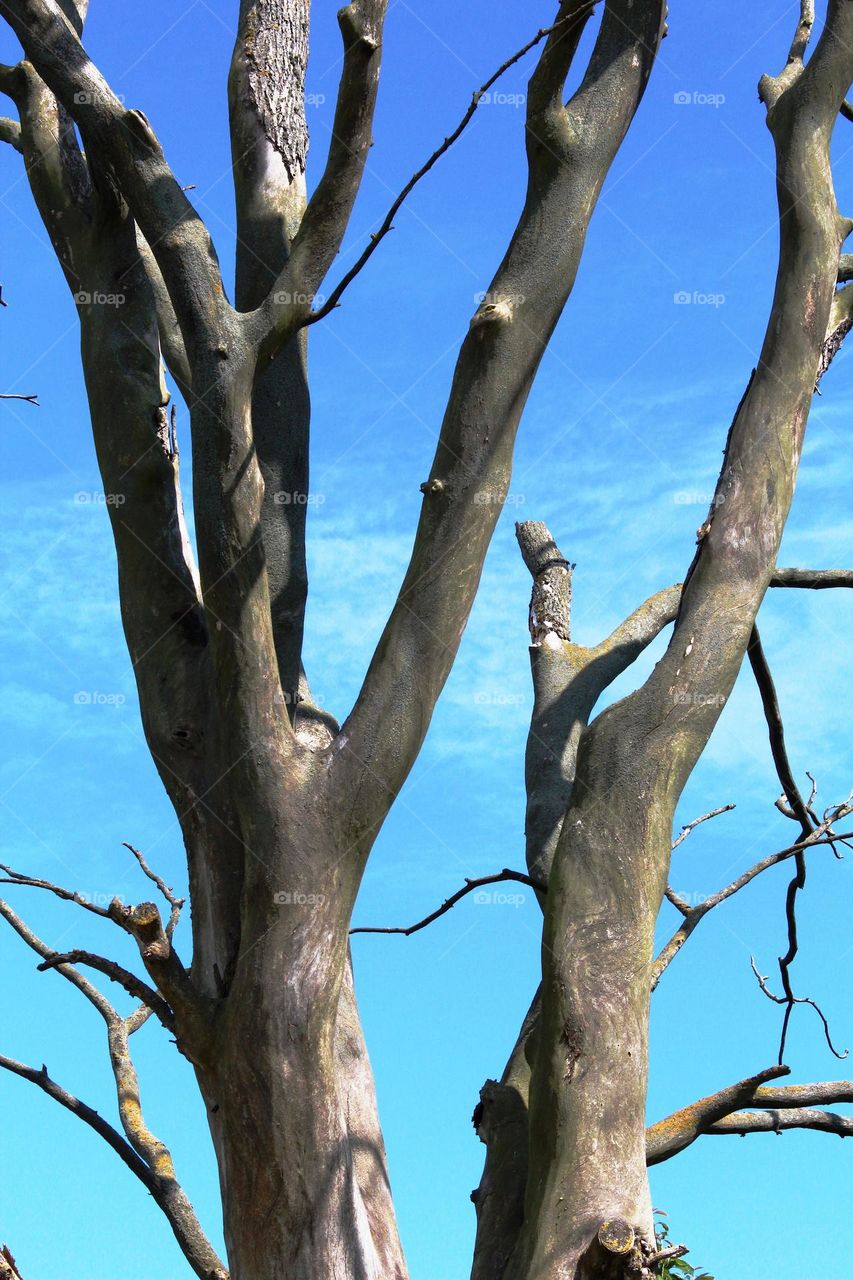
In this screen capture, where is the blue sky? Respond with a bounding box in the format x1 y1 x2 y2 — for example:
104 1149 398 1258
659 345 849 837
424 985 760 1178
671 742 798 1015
1 1 852 1276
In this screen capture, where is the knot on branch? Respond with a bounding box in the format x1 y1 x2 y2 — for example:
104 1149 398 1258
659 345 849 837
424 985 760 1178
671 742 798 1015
470 298 516 329
123 109 160 151
597 1219 635 1256
338 3 380 52
472 1077 528 1145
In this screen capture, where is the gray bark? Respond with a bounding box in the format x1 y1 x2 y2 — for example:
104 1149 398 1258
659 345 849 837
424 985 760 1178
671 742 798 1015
2 3 852 1280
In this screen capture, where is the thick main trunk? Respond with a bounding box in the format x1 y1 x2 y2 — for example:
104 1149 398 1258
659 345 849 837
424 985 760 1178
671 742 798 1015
188 797 405 1280
199 945 405 1280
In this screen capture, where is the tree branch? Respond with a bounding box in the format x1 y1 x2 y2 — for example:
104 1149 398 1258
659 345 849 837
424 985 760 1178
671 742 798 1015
228 0 314 719
0 1054 157 1185
332 0 667 856
305 16 580 328
0 1049 227 1278
0 898 225 1277
121 843 184 938
671 803 736 851
350 868 545 937
0 863 116 920
37 949 174 1030
254 0 389 359
107 899 208 1049
646 1065 791 1165
0 0 233 354
770 567 853 588
647 1072 853 1161
0 114 20 149
705 1108 853 1139
653 812 853 989
750 955 849 1061
746 627 839 1061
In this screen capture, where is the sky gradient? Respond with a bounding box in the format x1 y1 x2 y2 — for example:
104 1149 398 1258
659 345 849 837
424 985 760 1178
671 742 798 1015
1 2 852 1277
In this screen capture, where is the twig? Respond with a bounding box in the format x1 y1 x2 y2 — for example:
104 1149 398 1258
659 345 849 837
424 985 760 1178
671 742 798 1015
0 393 38 405
122 843 184 938
37 949 174 1029
750 958 848 1060
350 868 546 937
646 1244 689 1267
654 819 853 989
0 1055 155 1185
747 626 821 1062
305 10 597 326
671 803 736 849
0 863 116 920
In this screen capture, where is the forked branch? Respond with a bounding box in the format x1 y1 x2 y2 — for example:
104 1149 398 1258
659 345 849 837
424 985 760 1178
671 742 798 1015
305 14 593 327
0 895 225 1278
647 1066 853 1163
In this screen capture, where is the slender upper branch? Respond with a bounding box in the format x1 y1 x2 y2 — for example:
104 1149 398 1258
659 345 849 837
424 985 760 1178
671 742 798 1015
330 0 667 852
252 0 389 361
562 0 853 927
305 17 580 328
0 0 234 357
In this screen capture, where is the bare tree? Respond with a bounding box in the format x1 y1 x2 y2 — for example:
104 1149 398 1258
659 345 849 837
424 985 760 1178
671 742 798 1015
1 2 852 1279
